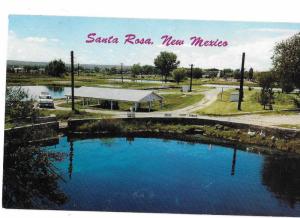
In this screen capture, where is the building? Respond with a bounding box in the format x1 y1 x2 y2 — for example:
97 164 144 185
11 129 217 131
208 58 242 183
65 86 163 112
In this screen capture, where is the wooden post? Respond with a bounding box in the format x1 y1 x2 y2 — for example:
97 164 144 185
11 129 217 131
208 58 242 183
71 51 75 111
189 64 193 92
238 52 245 111
121 63 124 83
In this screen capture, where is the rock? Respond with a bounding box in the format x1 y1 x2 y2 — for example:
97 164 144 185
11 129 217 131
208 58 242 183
223 126 230 131
215 124 223 130
194 129 205 134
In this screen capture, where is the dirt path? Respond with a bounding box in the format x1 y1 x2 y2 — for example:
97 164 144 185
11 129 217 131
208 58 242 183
172 88 222 114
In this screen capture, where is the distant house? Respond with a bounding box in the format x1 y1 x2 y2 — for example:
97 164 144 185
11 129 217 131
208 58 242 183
13 67 24 73
38 68 45 74
29 68 45 74
202 70 221 78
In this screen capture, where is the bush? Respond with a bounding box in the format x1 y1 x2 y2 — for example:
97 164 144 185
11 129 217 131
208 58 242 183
192 68 203 79
172 68 187 84
293 97 300 108
77 119 122 133
5 86 37 120
45 59 66 77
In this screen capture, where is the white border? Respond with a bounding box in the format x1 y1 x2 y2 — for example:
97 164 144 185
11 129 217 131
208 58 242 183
0 0 299 218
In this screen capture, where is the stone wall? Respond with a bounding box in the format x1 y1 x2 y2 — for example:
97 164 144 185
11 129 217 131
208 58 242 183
4 121 59 146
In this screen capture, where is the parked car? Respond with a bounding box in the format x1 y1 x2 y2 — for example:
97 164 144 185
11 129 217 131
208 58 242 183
38 92 54 108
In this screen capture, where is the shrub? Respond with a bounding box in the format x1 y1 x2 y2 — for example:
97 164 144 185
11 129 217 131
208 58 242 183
172 68 187 84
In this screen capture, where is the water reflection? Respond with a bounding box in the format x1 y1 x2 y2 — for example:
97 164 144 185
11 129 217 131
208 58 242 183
262 155 300 208
231 146 237 176
47 86 64 94
2 142 68 209
6 134 300 214
126 136 135 144
68 141 74 180
8 86 70 99
64 136 300 211
99 138 117 147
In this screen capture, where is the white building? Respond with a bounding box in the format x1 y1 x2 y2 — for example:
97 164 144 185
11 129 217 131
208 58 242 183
65 86 163 112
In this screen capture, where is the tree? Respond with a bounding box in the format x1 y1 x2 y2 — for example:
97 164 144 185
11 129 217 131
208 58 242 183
45 59 66 77
142 65 155 75
154 51 180 83
94 66 100 73
258 72 276 110
131 64 142 79
172 68 187 84
222 68 234 80
5 86 36 120
248 67 254 81
234 69 241 80
192 68 203 79
24 65 32 74
110 66 117 74
272 32 300 93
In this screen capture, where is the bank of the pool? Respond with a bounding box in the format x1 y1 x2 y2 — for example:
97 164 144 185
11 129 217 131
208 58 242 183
66 117 300 154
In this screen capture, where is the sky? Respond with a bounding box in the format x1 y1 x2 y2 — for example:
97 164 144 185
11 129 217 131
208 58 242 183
7 15 300 71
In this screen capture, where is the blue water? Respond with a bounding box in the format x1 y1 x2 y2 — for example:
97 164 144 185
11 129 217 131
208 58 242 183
9 86 70 99
45 137 300 216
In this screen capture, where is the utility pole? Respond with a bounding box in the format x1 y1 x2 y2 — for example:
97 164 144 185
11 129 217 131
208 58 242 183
189 64 193 92
77 63 80 76
71 51 75 111
120 63 123 83
238 52 245 111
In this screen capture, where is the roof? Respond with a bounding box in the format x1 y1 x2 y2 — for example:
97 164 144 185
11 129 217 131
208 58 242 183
65 86 163 103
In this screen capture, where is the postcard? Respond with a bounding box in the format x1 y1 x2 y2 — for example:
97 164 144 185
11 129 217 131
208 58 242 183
2 15 300 216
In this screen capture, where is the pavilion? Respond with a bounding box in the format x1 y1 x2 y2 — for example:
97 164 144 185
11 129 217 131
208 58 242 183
65 86 163 112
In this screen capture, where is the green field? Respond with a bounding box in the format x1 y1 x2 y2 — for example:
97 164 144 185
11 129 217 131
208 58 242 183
197 89 297 116
6 72 258 88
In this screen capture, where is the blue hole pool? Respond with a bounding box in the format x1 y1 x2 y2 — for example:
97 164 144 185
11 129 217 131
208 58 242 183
44 136 300 216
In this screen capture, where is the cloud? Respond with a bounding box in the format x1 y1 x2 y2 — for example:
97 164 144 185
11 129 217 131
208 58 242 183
50 38 60 42
243 28 299 35
24 37 48 43
7 31 68 63
7 26 298 70
153 28 298 71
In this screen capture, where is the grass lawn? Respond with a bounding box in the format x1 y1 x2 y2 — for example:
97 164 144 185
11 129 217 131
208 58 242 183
38 109 110 121
197 89 297 116
56 92 204 112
